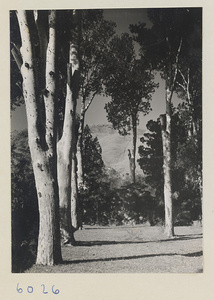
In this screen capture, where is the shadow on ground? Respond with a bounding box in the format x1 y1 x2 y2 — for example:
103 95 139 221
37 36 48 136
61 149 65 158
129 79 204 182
62 251 203 265
72 234 202 247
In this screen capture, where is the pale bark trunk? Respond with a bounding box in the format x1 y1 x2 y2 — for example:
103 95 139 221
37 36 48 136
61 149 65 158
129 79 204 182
57 44 79 244
160 38 182 238
160 89 174 238
33 154 61 265
76 139 84 188
71 144 79 231
76 103 85 189
17 10 62 265
57 73 73 243
70 81 79 233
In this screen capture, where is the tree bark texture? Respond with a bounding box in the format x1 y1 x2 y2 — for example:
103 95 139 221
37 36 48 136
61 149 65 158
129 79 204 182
16 10 62 265
159 38 182 238
76 103 85 189
71 138 79 231
160 92 174 238
57 43 79 244
70 72 79 233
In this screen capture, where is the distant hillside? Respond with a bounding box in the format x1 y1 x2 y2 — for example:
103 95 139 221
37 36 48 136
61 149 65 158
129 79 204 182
89 124 145 176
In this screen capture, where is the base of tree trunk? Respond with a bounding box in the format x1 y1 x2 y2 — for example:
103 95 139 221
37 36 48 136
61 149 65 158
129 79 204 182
62 232 77 246
164 226 174 238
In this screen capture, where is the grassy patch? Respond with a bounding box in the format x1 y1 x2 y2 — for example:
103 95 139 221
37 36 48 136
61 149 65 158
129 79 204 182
25 225 203 273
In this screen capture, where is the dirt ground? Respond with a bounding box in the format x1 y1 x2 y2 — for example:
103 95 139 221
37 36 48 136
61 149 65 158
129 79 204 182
26 224 203 273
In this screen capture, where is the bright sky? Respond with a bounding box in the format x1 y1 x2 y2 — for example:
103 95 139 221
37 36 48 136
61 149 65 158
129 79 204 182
11 9 181 132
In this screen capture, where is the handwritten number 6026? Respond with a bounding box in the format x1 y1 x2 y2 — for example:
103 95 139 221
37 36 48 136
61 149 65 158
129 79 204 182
16 283 59 294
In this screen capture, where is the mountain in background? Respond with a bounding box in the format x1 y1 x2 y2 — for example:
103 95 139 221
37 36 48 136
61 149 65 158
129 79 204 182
12 123 146 178
89 124 145 177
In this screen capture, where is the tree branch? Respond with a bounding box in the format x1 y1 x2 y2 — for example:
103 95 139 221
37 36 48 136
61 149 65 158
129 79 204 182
44 10 56 150
84 90 97 113
177 81 186 90
11 46 22 71
178 68 188 87
16 10 40 139
87 60 100 83
15 81 23 93
172 38 183 90
178 67 191 104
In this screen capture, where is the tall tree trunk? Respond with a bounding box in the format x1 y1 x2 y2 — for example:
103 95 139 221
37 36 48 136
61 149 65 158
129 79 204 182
76 102 85 189
160 91 174 238
70 89 79 235
160 38 182 238
33 153 62 265
57 44 79 244
128 114 137 184
71 144 79 232
16 10 62 265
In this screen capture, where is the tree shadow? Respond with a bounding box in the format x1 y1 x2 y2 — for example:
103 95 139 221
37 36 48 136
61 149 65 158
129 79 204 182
158 234 202 243
83 225 149 230
72 234 202 247
176 233 203 237
62 251 203 265
182 251 203 257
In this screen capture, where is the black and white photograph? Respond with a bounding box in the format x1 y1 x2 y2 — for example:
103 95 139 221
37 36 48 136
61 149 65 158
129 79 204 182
2 0 214 298
10 7 203 274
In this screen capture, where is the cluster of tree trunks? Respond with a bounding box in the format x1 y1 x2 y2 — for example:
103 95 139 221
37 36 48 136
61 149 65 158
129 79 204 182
13 9 116 264
15 10 81 264
16 10 62 265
